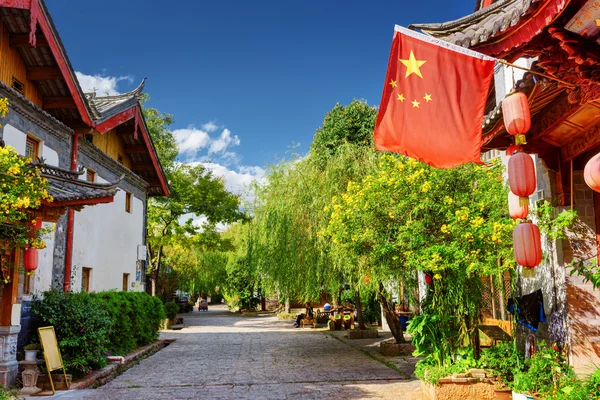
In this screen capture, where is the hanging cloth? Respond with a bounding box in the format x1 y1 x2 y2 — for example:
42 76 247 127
507 289 546 332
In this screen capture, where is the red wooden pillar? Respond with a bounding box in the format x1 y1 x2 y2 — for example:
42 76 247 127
0 249 20 326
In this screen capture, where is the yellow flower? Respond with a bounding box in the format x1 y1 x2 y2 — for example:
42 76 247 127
434 273 442 280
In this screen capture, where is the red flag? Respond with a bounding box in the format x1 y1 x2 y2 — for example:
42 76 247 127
374 26 496 168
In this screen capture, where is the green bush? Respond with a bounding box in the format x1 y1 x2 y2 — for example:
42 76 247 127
90 291 165 356
31 291 112 376
164 302 179 320
31 290 166 377
275 312 296 321
479 341 524 384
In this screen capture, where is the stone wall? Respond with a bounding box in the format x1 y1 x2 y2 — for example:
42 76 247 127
562 171 600 374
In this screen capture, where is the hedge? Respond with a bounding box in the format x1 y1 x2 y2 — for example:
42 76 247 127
31 290 166 377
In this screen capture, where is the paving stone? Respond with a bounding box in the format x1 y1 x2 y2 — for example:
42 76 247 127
39 305 423 400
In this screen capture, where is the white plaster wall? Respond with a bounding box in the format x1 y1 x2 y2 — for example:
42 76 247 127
42 145 58 166
32 222 56 296
2 124 26 154
71 176 144 292
2 124 58 166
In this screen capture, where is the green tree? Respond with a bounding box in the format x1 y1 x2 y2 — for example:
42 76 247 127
324 154 515 345
142 98 246 296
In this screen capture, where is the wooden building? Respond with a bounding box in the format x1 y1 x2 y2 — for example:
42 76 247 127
0 0 168 386
410 0 600 373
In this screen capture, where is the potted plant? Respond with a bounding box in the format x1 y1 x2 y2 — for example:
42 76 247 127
23 343 40 361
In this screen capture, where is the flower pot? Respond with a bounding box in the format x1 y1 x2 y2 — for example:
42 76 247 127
494 389 512 400
512 392 535 400
24 350 38 361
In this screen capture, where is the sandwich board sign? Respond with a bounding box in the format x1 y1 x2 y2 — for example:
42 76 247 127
38 326 69 394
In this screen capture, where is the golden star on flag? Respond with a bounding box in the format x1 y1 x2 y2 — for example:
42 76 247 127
397 93 405 102
389 80 398 88
400 51 426 79
412 99 420 108
424 93 432 102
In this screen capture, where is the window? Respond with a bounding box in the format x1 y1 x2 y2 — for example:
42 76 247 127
86 168 95 183
117 154 123 164
125 192 132 213
11 76 25 95
25 136 39 160
81 267 92 293
122 273 129 292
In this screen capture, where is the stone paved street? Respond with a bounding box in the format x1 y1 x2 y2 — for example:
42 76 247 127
49 305 423 400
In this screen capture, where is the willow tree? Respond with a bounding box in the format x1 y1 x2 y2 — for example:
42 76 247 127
244 100 379 315
324 154 515 345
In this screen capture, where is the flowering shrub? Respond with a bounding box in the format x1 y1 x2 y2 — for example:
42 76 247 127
0 98 53 250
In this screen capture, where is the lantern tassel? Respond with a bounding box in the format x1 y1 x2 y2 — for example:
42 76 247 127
515 134 527 145
519 197 530 207
522 267 536 278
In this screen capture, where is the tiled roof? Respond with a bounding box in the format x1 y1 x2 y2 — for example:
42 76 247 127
86 79 146 123
37 163 121 205
409 0 536 48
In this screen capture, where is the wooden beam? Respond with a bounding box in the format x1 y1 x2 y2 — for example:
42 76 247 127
131 162 156 172
43 96 76 109
27 66 62 81
116 126 133 135
529 94 580 139
124 145 148 154
9 33 48 47
145 179 162 187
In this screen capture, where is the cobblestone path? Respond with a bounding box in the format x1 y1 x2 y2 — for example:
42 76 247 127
76 305 422 399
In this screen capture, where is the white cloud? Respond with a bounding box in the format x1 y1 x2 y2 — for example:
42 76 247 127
208 129 240 154
75 71 134 95
202 122 218 133
172 127 211 155
172 126 241 161
196 162 265 199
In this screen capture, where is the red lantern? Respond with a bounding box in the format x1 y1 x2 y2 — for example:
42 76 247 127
508 152 536 207
584 152 600 193
502 92 531 145
508 191 528 219
425 273 433 285
505 145 522 157
513 221 541 268
24 248 38 272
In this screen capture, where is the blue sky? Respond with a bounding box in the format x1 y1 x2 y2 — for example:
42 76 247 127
48 0 475 195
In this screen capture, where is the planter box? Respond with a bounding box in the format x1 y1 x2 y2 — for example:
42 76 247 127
422 380 498 400
347 329 379 339
380 342 415 356
37 373 72 391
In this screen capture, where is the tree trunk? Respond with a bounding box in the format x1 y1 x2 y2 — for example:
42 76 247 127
151 245 163 297
355 291 366 330
284 294 290 313
378 284 404 343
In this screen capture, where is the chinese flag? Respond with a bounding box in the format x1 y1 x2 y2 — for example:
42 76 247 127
374 26 496 168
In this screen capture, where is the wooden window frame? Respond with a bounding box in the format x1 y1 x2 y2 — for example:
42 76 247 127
122 273 129 292
81 267 91 293
125 192 132 214
11 76 25 95
86 168 96 183
25 136 40 160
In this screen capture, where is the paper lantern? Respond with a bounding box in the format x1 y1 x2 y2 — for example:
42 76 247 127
508 152 536 207
513 221 541 268
24 248 38 272
584 152 600 193
425 273 433 285
508 191 528 219
502 92 531 145
506 145 522 157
